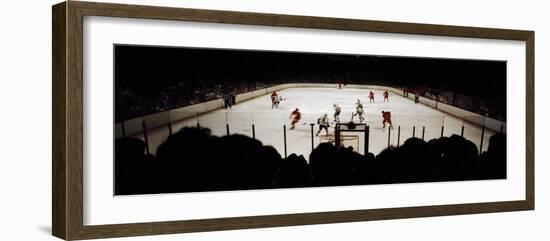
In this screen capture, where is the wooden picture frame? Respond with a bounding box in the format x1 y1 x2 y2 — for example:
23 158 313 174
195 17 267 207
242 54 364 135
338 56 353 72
52 1 534 240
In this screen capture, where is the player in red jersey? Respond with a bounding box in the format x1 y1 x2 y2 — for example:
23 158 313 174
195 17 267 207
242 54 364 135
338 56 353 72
383 90 389 102
369 91 375 103
382 111 393 129
289 108 302 130
271 91 279 109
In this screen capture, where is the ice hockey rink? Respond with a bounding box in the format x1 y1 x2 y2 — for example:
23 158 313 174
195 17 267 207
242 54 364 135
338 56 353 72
137 87 497 160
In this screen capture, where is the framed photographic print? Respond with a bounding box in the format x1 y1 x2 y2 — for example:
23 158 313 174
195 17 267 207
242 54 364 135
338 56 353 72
52 1 534 240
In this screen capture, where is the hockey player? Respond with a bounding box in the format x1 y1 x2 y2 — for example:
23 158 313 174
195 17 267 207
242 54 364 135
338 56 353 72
369 91 375 103
271 91 279 109
316 114 330 136
289 108 302 130
382 111 393 129
333 104 341 123
352 99 365 123
224 94 232 109
383 90 389 102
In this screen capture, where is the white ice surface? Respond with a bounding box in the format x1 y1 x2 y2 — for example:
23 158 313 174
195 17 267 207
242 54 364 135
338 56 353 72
136 87 495 160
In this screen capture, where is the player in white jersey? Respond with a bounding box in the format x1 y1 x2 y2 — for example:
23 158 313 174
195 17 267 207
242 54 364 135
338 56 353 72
333 104 341 123
316 114 330 136
352 99 365 123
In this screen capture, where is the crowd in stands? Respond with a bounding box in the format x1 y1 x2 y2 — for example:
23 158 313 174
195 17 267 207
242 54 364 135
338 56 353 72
405 87 505 121
115 127 506 195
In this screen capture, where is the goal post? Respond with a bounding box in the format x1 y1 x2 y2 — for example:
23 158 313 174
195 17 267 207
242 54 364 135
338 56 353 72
320 122 368 154
319 134 360 152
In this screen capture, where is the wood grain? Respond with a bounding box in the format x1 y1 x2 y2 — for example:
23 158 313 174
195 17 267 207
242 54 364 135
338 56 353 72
525 32 535 209
74 201 531 240
52 2 67 239
66 2 85 240
51 1 535 240
71 1 533 40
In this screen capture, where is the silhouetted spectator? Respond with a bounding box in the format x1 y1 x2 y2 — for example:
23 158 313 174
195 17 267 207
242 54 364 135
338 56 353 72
309 143 354 186
114 137 154 195
275 154 312 188
215 134 279 190
154 127 219 193
478 133 506 179
114 126 507 195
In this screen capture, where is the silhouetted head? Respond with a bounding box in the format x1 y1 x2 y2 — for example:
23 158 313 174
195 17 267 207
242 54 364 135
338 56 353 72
276 154 312 188
216 134 280 190
309 143 351 186
115 137 146 165
488 133 506 154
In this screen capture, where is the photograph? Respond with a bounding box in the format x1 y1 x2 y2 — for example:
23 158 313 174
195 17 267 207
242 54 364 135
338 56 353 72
44 1 536 240
114 45 507 195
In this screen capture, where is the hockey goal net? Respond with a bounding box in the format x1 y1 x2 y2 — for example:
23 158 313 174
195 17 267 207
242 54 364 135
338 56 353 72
319 134 360 152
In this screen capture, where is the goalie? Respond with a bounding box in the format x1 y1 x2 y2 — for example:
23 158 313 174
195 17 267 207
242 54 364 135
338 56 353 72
316 114 330 136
